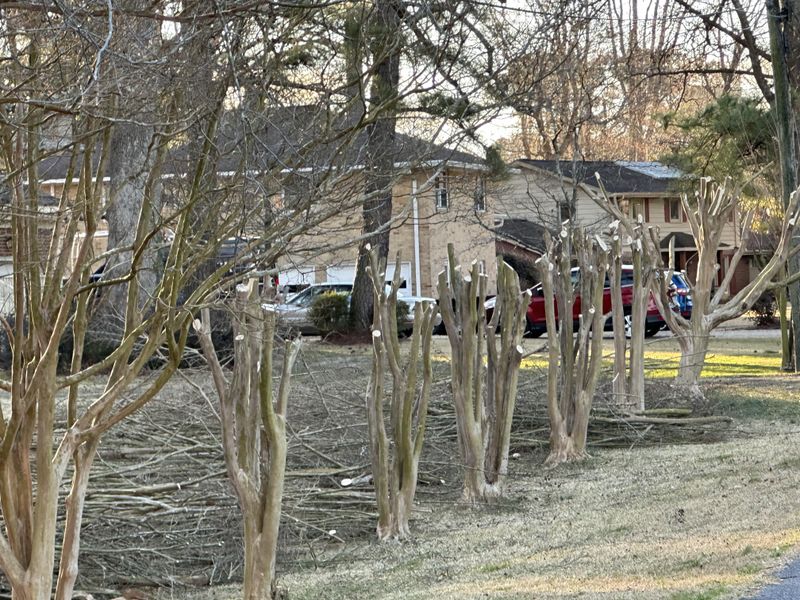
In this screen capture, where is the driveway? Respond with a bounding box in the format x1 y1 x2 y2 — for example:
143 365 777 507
747 557 800 599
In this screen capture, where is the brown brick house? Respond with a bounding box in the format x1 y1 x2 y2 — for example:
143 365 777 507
22 108 498 301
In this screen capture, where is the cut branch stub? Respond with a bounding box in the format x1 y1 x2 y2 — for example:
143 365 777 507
365 247 437 539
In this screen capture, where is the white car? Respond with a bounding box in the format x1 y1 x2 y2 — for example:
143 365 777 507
275 283 441 335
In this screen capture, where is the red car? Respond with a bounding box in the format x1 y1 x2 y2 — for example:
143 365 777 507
524 266 667 338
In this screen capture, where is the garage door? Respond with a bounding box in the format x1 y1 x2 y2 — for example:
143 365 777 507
326 262 413 296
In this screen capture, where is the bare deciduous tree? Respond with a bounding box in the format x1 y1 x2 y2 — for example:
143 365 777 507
536 228 608 465
0 4 380 597
365 248 437 539
437 244 529 501
600 191 657 411
194 281 301 599
602 178 800 396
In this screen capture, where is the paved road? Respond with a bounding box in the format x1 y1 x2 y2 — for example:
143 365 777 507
747 558 800 599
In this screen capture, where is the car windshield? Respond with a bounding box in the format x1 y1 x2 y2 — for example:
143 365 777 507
287 284 352 307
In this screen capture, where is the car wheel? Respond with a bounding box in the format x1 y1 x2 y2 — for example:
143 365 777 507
644 324 662 338
524 322 545 338
623 314 633 339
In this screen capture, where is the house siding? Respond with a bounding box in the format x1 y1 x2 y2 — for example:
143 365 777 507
495 167 610 232
649 197 738 248
276 167 497 297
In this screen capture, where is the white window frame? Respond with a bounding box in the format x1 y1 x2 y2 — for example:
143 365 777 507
474 177 486 212
435 175 449 210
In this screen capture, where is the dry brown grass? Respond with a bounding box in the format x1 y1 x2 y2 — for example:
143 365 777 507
150 349 800 600
267 417 800 600
4 332 796 600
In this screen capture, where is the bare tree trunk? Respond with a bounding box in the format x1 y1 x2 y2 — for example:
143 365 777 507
674 321 710 391
88 0 165 352
484 261 529 486
609 235 627 404
537 228 608 467
779 283 793 370
350 0 402 331
365 248 437 539
628 234 654 411
438 244 528 499
194 280 301 598
596 178 800 394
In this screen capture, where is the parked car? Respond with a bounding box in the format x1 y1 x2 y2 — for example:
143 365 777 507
667 270 693 319
275 282 441 336
275 283 353 335
522 266 670 339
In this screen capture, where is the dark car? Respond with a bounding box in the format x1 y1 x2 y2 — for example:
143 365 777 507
523 266 667 338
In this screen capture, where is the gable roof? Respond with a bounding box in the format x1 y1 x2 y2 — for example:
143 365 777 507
516 159 687 195
495 218 548 253
660 231 730 251
33 107 485 183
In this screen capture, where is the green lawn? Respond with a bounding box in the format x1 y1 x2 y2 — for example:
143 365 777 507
514 348 784 379
513 330 786 379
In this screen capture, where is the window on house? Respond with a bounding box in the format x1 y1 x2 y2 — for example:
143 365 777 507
619 198 644 220
474 177 486 212
558 201 573 223
668 198 682 222
435 175 449 210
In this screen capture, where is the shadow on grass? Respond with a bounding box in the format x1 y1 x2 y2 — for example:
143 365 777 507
708 380 800 422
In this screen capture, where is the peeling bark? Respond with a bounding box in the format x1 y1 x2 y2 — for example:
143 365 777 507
438 244 529 500
537 229 608 467
365 248 437 539
195 280 301 598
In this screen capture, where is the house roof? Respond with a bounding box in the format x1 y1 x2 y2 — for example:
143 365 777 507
0 188 59 207
495 218 548 253
660 231 730 251
34 107 485 182
516 159 687 195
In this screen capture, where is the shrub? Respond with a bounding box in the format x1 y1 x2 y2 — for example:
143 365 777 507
395 298 410 333
748 290 778 327
309 292 351 335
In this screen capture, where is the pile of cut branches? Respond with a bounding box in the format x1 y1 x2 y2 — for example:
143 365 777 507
15 348 733 599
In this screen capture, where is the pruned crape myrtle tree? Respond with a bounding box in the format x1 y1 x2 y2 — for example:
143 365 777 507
365 247 438 539
601 177 800 396
597 183 657 412
437 244 529 502
194 281 301 600
536 228 609 466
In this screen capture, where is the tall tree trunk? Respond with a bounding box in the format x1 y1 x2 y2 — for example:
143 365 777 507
195 283 300 598
350 0 402 331
768 0 800 371
538 229 607 467
90 123 159 348
438 246 527 497
673 323 710 394
366 250 436 538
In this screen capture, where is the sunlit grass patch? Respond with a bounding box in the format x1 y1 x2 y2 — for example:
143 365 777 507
644 351 784 379
514 350 785 379
708 381 800 420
